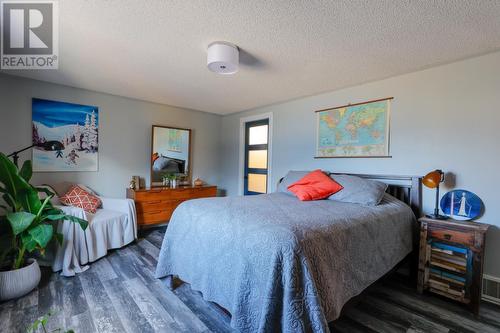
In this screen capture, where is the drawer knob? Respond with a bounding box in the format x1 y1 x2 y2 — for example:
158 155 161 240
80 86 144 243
443 234 452 240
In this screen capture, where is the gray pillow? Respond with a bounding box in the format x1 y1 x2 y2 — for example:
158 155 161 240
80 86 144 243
277 171 321 196
328 174 388 206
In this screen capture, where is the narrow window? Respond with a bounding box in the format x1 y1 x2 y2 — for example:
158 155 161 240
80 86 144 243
244 119 269 195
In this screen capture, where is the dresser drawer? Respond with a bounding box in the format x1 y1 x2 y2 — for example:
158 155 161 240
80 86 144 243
127 185 217 226
133 190 168 202
136 199 183 212
133 187 216 202
138 209 174 225
184 187 217 199
428 227 474 246
154 187 217 200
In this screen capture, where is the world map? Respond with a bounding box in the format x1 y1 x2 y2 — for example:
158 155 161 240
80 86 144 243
316 100 390 157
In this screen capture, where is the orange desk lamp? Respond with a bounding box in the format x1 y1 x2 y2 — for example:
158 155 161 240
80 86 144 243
423 169 448 220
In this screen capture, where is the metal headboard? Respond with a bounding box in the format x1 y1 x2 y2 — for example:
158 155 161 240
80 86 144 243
279 172 423 218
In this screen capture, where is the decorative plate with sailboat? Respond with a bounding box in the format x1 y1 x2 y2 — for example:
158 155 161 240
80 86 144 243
440 189 483 221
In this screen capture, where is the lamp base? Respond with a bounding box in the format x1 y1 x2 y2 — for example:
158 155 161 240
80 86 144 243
426 213 448 220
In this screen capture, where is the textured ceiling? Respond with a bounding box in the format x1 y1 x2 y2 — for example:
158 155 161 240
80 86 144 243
3 0 500 114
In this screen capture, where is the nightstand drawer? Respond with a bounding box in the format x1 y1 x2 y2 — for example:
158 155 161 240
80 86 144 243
428 227 474 246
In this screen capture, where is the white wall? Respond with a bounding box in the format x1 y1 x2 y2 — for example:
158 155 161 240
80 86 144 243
0 74 221 198
220 51 500 277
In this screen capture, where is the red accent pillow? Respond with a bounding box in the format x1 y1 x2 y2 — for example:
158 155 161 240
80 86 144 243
60 185 102 214
287 170 343 201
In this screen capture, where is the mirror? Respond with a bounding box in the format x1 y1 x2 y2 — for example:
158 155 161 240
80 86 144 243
151 125 191 187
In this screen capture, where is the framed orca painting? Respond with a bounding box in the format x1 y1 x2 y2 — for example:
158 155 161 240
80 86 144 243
32 98 99 172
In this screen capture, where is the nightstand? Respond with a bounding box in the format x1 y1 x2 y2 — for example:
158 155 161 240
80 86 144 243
417 217 489 315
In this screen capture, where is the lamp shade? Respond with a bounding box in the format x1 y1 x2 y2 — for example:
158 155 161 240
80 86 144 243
423 170 443 189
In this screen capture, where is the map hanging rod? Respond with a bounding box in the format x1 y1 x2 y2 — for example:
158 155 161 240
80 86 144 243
314 96 394 113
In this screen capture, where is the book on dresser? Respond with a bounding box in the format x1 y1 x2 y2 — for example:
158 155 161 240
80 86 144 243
127 185 217 227
417 217 489 315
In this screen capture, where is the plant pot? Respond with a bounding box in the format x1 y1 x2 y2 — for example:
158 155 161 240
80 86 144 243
0 258 41 301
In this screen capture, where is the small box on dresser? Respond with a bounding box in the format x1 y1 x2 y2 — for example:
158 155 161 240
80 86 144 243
417 217 490 315
127 185 217 227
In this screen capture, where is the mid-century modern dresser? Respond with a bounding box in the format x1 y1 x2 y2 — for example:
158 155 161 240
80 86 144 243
126 185 217 227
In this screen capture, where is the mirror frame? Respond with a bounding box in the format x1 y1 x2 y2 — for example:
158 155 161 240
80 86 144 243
150 125 192 187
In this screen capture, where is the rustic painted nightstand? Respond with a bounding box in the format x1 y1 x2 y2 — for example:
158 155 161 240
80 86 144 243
417 217 489 315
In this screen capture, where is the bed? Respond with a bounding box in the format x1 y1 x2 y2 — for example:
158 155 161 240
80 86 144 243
155 173 422 332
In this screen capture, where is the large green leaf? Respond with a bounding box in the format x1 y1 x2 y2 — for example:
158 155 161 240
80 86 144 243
19 160 32 182
41 210 88 231
7 211 36 235
28 224 53 249
21 232 38 252
17 187 42 214
36 196 52 219
64 215 89 230
0 153 32 201
0 153 19 195
44 214 67 221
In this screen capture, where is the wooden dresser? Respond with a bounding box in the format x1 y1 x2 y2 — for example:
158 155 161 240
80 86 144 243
417 217 489 315
126 185 217 227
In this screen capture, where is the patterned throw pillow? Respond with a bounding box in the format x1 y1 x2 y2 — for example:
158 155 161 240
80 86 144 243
60 185 102 214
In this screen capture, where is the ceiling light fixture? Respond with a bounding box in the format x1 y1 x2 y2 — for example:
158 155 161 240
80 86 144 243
207 41 239 75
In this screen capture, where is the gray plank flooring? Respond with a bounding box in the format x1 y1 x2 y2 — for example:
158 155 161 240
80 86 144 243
1 226 498 333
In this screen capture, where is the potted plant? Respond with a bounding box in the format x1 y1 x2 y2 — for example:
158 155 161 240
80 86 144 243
0 153 88 301
167 173 178 188
161 173 170 187
162 172 177 188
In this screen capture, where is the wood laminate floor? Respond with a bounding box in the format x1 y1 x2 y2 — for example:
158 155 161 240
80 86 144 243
1 227 499 333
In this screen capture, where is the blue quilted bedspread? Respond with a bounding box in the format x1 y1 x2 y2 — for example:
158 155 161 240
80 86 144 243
155 193 415 332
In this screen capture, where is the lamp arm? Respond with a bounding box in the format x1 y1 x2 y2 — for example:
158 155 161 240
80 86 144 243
6 144 35 168
434 184 440 216
7 144 35 157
